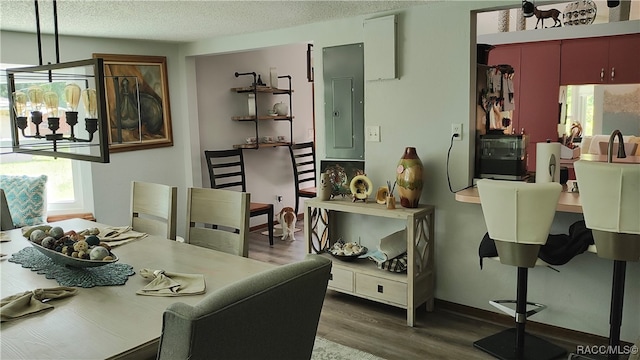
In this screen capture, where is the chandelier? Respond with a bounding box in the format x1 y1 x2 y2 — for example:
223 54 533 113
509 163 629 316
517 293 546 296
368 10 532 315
6 1 109 163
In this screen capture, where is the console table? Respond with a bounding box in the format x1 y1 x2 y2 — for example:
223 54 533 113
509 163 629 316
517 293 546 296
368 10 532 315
303 198 435 327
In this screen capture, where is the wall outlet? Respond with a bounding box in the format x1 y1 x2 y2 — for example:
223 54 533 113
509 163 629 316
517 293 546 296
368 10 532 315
451 123 462 141
366 125 380 142
276 195 283 202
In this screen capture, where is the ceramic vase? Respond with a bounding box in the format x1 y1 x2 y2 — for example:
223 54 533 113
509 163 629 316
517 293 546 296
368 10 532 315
319 172 332 200
396 147 423 208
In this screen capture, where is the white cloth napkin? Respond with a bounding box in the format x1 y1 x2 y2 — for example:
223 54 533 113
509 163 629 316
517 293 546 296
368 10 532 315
1 287 78 322
136 269 206 297
95 226 148 247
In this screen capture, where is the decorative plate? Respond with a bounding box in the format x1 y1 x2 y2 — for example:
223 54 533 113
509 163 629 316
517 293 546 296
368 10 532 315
29 241 118 268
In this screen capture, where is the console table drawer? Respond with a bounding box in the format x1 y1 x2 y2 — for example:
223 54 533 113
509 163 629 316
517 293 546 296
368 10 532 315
329 267 354 292
355 273 407 306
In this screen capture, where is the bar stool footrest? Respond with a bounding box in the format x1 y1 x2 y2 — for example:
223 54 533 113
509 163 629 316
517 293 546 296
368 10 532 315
490 299 547 318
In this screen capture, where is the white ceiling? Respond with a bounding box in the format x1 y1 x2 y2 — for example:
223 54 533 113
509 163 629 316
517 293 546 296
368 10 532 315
0 0 427 43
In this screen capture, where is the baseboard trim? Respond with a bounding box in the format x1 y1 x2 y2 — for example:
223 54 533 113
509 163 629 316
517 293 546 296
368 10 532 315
435 299 631 346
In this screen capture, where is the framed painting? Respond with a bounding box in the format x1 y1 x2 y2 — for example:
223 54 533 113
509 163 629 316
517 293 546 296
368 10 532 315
320 160 365 197
93 54 173 152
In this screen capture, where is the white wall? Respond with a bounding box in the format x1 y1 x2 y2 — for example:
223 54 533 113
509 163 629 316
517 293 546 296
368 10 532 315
194 43 314 220
2 0 638 342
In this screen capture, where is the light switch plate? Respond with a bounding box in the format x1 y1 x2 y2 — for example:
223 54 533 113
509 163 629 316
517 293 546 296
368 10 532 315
366 126 380 142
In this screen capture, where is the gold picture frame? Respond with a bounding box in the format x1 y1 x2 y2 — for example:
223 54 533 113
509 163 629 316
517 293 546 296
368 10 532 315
93 54 173 152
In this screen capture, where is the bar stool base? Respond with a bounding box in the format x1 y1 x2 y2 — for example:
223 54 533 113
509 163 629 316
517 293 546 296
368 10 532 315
474 328 567 360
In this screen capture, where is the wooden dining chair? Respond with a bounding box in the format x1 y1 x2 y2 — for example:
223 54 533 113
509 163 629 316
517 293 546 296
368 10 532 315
185 187 250 257
203 149 274 246
288 142 317 215
1 189 16 231
130 181 178 240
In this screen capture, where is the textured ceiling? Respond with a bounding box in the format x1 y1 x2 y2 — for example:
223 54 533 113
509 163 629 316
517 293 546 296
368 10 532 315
0 0 427 42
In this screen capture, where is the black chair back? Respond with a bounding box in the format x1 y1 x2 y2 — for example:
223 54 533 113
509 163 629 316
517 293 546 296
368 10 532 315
204 149 247 192
288 142 316 214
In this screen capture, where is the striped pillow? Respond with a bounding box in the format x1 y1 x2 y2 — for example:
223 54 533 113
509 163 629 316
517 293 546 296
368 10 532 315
0 175 47 227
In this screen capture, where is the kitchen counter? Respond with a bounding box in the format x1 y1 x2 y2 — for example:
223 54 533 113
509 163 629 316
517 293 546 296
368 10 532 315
460 156 639 213
455 180 582 213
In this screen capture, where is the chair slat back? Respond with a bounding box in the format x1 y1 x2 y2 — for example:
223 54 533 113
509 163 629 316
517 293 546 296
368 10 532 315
130 181 177 240
290 142 316 186
204 149 247 192
186 187 250 257
289 142 317 214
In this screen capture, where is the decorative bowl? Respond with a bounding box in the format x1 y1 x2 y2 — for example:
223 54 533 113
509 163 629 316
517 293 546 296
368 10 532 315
327 240 367 262
327 247 368 262
29 240 118 268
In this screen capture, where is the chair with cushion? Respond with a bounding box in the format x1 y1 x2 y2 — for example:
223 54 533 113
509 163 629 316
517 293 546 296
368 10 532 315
474 179 565 360
288 142 317 215
186 187 250 257
156 254 332 360
203 149 274 245
0 174 47 228
1 189 15 231
130 181 178 240
574 160 640 357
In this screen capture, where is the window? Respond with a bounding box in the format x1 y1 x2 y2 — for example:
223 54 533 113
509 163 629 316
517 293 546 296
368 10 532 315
564 85 594 137
1 63 91 216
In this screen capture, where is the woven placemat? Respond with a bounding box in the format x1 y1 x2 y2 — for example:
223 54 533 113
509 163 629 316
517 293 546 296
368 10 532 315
9 247 135 288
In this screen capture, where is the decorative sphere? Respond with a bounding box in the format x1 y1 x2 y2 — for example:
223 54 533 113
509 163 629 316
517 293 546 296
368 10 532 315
30 229 46 244
49 226 64 239
41 236 56 249
89 246 110 260
73 240 88 252
85 235 100 246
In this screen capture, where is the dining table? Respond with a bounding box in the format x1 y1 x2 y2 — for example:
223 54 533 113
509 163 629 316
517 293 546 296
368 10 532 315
0 218 275 360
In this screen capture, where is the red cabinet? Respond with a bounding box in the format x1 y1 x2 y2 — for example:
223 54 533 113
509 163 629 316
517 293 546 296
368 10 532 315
560 33 640 85
519 41 561 172
488 41 561 172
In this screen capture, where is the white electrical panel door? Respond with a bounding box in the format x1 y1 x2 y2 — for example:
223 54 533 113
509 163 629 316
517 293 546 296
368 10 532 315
364 15 397 80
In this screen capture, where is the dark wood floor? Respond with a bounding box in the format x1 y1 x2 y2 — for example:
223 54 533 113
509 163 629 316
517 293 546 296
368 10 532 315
248 228 595 360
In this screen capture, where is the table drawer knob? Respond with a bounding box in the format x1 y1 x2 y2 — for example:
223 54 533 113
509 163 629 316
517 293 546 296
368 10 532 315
377 285 384 293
